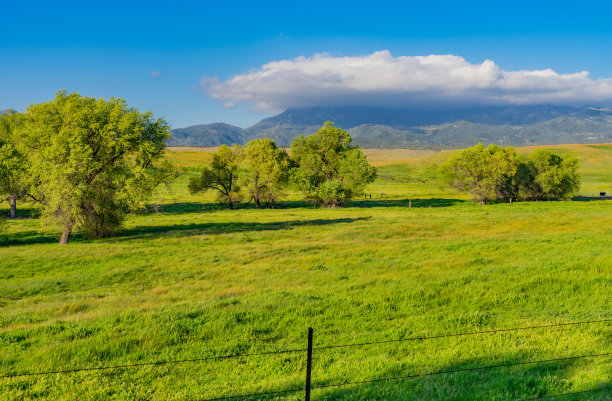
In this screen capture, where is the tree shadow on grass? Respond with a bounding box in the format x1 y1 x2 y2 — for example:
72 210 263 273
0 217 371 246
0 207 41 219
572 196 612 202
350 198 466 208
0 230 59 247
154 198 465 215
156 201 316 214
310 353 611 401
114 217 372 241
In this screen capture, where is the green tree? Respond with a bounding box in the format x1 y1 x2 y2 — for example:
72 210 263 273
524 149 580 200
242 138 290 208
189 144 244 209
0 110 29 219
16 90 173 244
291 122 377 207
441 143 519 205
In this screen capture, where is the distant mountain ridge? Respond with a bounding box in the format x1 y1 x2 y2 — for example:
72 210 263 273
168 105 612 148
170 123 247 147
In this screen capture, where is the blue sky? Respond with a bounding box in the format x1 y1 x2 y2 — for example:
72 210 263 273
2 1 612 128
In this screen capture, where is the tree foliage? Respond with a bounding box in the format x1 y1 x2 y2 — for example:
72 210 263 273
441 143 519 205
242 138 290 208
521 149 580 200
188 144 244 209
441 143 581 204
291 122 377 207
16 90 173 243
0 110 29 219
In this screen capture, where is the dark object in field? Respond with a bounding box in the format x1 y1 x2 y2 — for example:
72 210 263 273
305 327 313 401
600 192 607 197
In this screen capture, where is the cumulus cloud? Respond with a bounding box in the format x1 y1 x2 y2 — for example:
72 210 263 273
149 71 162 77
202 51 612 113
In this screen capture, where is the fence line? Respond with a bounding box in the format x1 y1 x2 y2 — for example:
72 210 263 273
0 347 307 379
197 387 302 401
312 352 612 390
314 318 612 351
195 352 611 401
2 319 610 400
2 318 609 380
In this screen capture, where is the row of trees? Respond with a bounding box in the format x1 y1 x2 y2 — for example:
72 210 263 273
441 143 580 204
0 91 174 243
1 103 377 242
188 122 378 208
0 92 583 241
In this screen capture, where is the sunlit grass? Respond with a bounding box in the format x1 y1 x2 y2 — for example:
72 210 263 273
0 144 610 400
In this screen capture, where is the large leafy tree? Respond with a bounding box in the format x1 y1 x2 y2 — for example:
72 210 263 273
17 91 173 244
189 144 244 209
441 143 519 205
0 110 29 219
242 138 290 208
523 149 580 200
291 122 377 207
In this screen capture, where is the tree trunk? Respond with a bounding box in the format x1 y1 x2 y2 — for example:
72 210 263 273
228 201 234 210
9 195 17 219
255 197 260 209
59 223 73 245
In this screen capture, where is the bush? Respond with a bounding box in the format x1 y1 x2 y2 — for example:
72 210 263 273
80 183 126 238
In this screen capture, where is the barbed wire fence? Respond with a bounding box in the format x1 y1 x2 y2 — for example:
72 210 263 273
2 318 611 400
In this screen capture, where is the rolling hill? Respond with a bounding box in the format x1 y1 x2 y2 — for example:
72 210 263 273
168 105 612 148
169 123 247 147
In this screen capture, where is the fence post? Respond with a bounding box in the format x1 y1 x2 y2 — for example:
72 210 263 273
305 327 313 401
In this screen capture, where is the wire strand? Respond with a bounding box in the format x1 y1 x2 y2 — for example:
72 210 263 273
0 347 307 379
314 318 612 351
313 352 612 390
197 387 302 401
1 318 609 380
196 352 611 401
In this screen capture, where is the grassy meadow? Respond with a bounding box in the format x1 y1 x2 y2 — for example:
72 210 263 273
0 144 610 400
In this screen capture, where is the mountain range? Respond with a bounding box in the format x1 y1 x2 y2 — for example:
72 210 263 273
168 105 612 148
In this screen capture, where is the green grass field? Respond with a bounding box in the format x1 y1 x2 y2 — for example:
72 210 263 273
0 144 611 400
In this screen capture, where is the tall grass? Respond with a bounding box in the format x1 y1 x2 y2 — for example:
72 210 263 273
0 144 610 400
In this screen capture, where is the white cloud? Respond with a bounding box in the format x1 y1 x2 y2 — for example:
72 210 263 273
202 51 612 113
149 71 162 77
